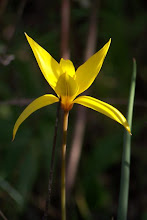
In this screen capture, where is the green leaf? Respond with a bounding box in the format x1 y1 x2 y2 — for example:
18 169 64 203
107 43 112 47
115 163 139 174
117 59 137 220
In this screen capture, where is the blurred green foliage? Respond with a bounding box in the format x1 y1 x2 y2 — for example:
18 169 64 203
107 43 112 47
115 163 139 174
0 0 146 219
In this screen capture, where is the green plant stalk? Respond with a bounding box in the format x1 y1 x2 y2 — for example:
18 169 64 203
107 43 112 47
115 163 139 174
43 100 61 220
61 111 69 220
117 59 137 220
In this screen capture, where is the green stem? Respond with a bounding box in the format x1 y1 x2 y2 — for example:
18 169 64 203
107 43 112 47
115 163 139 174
43 100 61 220
117 59 137 220
61 111 69 220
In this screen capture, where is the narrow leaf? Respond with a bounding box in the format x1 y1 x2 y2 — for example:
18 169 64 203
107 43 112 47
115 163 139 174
117 59 137 220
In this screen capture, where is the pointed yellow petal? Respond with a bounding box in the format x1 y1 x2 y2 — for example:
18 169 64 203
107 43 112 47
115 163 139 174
60 58 75 77
25 33 62 90
13 94 59 140
55 72 78 111
73 96 131 134
55 72 78 98
75 39 111 95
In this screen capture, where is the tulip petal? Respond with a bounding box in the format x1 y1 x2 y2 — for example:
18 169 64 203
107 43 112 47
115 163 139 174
13 94 59 140
73 96 131 134
55 72 78 110
75 39 111 95
25 33 62 90
60 58 75 77
55 73 78 99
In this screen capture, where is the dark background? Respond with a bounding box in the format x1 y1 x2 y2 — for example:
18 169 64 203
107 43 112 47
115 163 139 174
0 0 146 219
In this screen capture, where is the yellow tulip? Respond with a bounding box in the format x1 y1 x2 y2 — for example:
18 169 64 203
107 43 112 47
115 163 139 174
13 33 131 140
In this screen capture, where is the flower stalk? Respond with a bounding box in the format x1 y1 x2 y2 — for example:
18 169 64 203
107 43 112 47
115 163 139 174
43 100 61 220
61 111 69 220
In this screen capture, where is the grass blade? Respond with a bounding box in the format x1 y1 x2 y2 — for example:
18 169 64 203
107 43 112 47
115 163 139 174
117 59 137 220
0 176 23 206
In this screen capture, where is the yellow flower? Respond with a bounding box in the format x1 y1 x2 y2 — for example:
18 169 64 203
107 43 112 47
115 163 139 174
13 33 131 140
